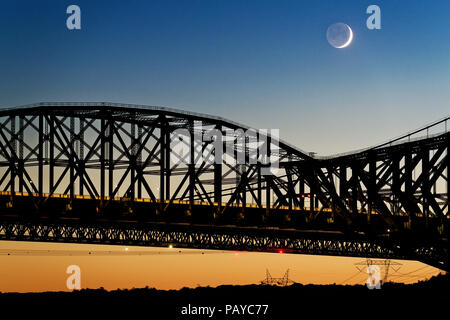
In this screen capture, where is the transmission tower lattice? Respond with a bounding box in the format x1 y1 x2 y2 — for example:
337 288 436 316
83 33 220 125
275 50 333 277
354 259 402 284
260 269 295 286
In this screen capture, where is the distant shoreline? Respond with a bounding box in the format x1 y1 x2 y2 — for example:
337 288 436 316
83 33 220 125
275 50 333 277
1 274 448 317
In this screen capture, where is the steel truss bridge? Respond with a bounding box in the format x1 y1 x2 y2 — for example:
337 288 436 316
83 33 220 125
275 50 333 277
0 103 448 271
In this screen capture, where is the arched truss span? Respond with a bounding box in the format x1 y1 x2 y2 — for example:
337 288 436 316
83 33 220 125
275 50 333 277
0 103 448 270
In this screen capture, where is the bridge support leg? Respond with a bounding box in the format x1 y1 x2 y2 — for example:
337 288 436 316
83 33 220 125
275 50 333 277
165 128 170 202
49 115 54 193
137 125 143 199
100 119 105 206
9 116 15 195
299 177 304 209
339 165 347 200
422 148 430 226
108 119 114 197
242 165 247 206
160 123 165 204
189 123 195 213
214 163 222 208
69 117 75 200
130 122 136 200
257 165 262 208
18 116 24 193
447 134 450 236
351 162 358 216
265 136 271 215
368 152 376 224
38 115 43 197
265 177 271 215
392 153 400 217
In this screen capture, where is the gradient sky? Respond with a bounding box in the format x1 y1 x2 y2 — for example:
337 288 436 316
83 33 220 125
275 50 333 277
1 0 449 154
0 241 441 293
0 0 448 292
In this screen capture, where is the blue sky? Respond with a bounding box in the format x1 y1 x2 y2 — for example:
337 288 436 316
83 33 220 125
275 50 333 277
1 0 449 154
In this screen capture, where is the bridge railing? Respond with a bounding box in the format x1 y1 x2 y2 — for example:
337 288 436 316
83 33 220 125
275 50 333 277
317 115 450 160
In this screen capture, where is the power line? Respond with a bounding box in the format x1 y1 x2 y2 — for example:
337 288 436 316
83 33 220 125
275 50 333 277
354 259 402 284
391 265 431 276
339 271 366 285
389 269 438 281
389 271 438 280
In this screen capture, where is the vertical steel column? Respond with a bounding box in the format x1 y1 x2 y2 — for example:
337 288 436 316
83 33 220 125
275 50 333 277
446 134 450 237
339 165 347 211
256 132 262 207
314 188 319 209
351 162 358 215
165 127 171 201
422 148 430 222
392 153 400 215
79 118 84 196
241 165 247 210
265 136 271 213
138 124 143 199
49 115 54 192
38 114 43 196
368 153 376 223
447 134 450 211
18 116 24 193
9 116 15 194
130 121 136 200
339 165 347 197
214 126 222 206
257 166 262 208
108 119 114 197
44 120 48 162
236 164 242 205
310 167 315 214
287 167 293 212
299 177 305 209
160 121 166 203
189 121 195 208
100 118 105 203
404 151 412 200
214 162 222 205
265 178 271 212
69 117 75 199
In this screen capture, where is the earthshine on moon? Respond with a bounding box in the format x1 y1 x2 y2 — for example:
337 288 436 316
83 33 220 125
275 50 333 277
327 23 353 48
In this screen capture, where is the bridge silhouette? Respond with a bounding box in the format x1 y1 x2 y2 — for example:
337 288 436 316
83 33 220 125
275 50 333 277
0 103 448 271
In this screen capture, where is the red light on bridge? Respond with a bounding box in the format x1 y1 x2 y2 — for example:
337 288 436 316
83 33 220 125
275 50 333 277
278 250 284 254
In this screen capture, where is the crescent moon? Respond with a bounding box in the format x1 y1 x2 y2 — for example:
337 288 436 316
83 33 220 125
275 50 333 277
336 25 353 48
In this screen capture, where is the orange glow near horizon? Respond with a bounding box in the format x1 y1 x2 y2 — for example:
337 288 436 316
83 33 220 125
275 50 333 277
0 240 443 293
